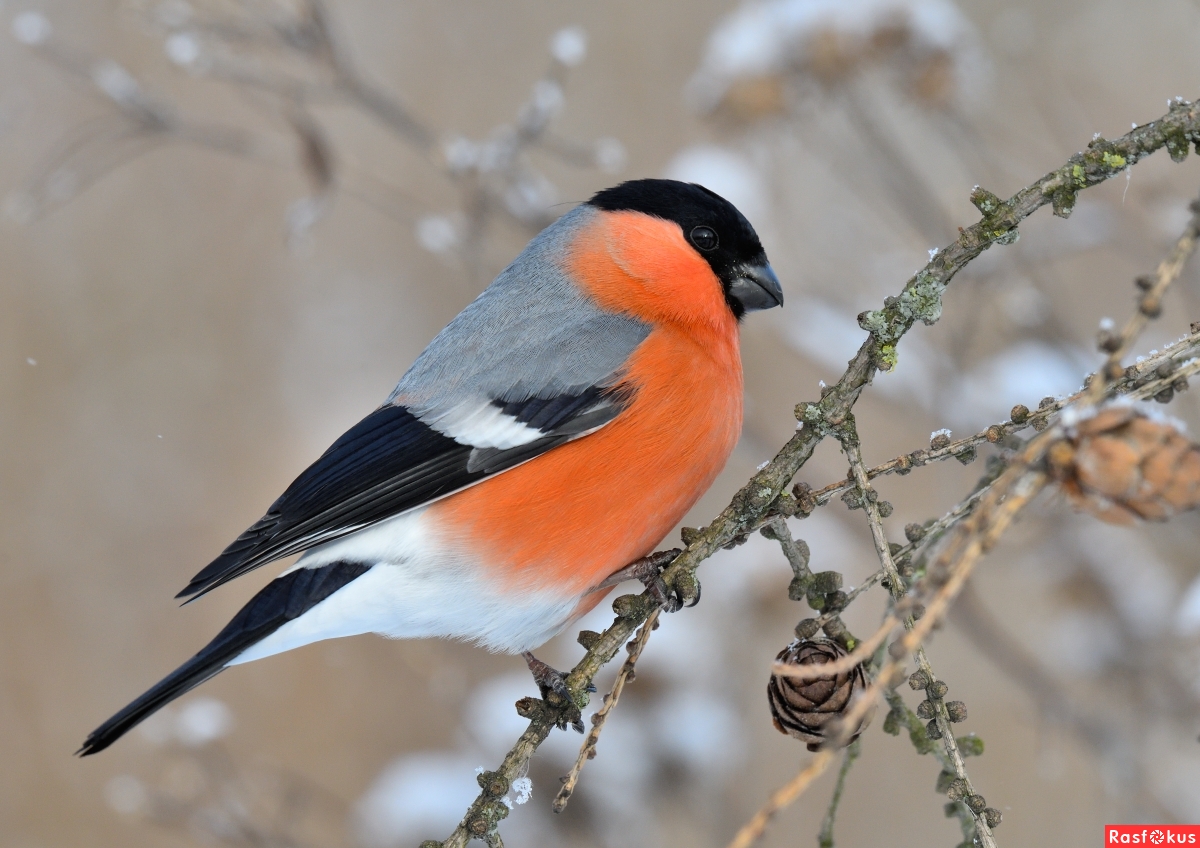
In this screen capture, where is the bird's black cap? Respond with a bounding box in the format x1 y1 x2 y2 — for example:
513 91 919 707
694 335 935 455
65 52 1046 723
588 179 781 317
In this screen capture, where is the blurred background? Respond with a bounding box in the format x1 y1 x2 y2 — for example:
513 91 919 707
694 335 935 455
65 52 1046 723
3 1 1200 846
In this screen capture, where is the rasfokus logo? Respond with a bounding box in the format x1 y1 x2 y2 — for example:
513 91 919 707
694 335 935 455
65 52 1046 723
1107 825 1200 844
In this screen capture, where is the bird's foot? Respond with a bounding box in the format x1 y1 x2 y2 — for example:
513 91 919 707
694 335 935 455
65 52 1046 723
522 651 588 733
596 549 693 612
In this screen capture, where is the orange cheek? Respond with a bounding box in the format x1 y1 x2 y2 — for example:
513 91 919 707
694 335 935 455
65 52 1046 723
568 211 733 331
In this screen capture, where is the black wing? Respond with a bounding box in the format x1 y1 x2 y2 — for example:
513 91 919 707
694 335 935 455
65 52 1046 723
177 389 625 600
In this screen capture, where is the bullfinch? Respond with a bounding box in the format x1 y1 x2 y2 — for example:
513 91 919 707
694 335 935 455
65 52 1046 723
80 178 782 754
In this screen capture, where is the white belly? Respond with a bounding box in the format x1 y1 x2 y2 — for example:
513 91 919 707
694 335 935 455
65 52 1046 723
228 507 588 664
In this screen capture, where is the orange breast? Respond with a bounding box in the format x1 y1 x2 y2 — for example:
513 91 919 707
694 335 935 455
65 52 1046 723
427 210 744 595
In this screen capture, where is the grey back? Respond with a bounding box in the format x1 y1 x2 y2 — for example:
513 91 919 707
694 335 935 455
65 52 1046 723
388 205 652 414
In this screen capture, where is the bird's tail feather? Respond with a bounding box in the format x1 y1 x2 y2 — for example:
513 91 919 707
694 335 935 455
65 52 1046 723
79 560 370 755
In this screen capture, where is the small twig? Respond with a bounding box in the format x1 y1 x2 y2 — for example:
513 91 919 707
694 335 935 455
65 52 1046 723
826 420 1057 773
880 688 989 841
817 739 862 848
840 425 904 592
14 39 261 218
831 460 1049 751
724 749 838 848
440 587 665 848
902 484 994 570
762 517 813 584
552 608 660 813
810 573 885 631
841 420 998 848
333 73 435 151
807 484 993 634
913 647 982 797
1089 192 1200 400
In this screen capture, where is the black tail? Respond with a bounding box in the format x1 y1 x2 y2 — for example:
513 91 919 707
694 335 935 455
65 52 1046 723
79 561 371 755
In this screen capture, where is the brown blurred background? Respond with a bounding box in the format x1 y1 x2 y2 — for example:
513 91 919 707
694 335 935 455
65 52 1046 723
3 1 1200 846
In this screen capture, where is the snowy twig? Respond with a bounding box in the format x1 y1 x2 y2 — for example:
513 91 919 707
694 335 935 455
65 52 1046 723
912 644 993 840
761 517 813 588
839 425 905 593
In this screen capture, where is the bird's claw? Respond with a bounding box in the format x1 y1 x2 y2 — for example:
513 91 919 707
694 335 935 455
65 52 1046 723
592 548 700 616
522 651 585 733
639 556 701 613
597 548 699 613
645 573 684 613
671 570 702 609
647 569 700 612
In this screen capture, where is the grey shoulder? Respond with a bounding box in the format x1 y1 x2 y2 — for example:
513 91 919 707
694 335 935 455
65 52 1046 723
388 205 650 409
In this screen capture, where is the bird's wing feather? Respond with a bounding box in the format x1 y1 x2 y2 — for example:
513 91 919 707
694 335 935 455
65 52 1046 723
178 389 628 599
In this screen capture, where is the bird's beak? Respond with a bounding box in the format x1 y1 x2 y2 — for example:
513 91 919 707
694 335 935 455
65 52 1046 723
729 262 784 312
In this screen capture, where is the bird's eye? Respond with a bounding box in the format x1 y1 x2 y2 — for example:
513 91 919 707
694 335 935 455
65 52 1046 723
690 226 719 251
